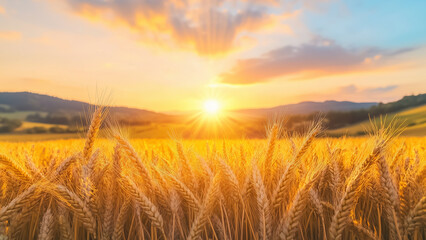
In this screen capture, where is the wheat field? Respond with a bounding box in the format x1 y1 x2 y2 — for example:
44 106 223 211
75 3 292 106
0 109 425 240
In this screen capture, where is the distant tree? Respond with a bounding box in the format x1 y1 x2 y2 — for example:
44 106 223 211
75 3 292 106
0 118 22 133
26 113 45 122
49 126 66 133
287 94 426 130
45 113 70 125
66 127 79 133
25 127 48 134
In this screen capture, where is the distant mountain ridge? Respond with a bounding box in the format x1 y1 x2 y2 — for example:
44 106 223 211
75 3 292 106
237 100 378 116
0 92 171 122
0 92 425 138
0 92 381 118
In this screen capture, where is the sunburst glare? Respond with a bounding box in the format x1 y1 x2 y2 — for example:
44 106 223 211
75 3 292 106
203 99 221 115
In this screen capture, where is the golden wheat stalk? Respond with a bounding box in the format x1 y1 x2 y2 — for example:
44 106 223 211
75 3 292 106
0 154 32 181
24 154 43 179
217 158 240 202
83 107 104 162
252 165 272 240
270 160 298 209
102 169 115 239
176 141 198 191
187 174 220 240
50 154 79 180
112 200 131 240
329 142 381 240
349 221 378 240
279 169 322 240
120 176 164 230
376 155 402 240
270 125 319 210
51 184 97 237
404 196 426 236
58 206 73 240
38 207 54 240
168 173 201 211
0 184 38 222
114 135 153 191
264 123 278 174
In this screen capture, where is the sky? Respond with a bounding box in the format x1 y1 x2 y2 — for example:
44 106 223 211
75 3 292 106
0 0 425 111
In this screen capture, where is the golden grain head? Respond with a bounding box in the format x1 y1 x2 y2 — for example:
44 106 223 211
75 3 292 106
0 118 424 240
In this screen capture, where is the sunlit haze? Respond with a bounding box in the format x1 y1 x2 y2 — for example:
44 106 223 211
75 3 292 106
203 99 221 115
0 0 425 111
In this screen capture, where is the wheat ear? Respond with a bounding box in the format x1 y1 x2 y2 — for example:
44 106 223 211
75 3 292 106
376 155 402 240
38 207 54 240
252 165 272 240
112 200 131 240
217 158 240 202
83 107 104 162
349 221 377 240
0 184 38 222
102 169 115 239
58 206 72 240
168 174 201 211
187 174 220 240
404 196 426 236
114 135 153 191
50 154 79 180
52 184 97 237
279 170 321 240
271 127 319 209
329 143 380 240
120 176 164 230
0 154 32 181
25 154 43 179
264 123 278 175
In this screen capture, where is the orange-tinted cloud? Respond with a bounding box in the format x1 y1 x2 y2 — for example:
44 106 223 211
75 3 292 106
62 0 288 56
0 31 21 41
337 84 398 95
219 38 415 84
0 5 5 14
294 84 399 103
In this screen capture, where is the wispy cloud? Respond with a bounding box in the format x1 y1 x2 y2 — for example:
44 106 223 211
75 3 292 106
338 84 398 95
294 84 400 103
0 31 21 41
219 37 415 84
0 5 5 15
60 0 295 56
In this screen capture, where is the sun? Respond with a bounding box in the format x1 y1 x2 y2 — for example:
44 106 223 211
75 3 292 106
203 99 220 115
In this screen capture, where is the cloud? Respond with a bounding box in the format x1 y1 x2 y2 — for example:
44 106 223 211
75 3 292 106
339 84 398 94
61 0 291 56
219 37 415 84
294 84 399 103
0 31 22 41
0 5 5 15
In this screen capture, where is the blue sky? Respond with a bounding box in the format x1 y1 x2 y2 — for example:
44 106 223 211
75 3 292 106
304 0 426 48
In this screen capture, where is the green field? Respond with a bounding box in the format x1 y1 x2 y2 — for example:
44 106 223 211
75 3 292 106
1 105 425 141
327 105 426 136
0 111 47 120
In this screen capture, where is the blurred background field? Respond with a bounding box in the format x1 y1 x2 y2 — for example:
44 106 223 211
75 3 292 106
0 92 425 141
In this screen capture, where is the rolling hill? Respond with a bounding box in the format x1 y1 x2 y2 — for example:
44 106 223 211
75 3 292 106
236 100 378 116
0 92 174 123
0 92 380 121
0 92 425 138
327 104 426 136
